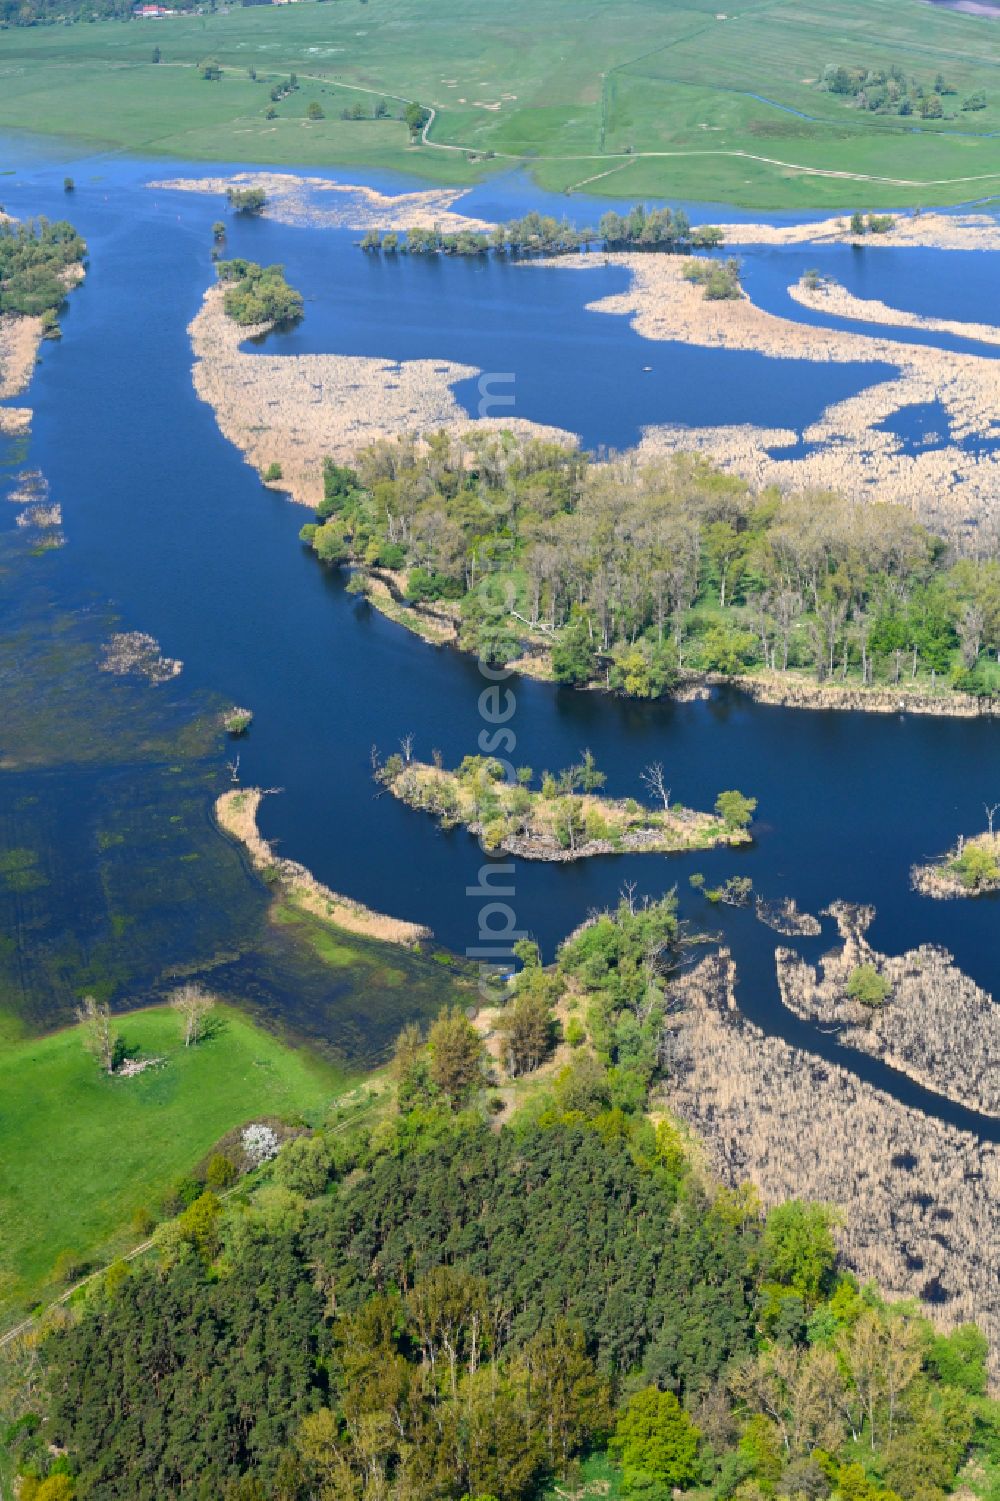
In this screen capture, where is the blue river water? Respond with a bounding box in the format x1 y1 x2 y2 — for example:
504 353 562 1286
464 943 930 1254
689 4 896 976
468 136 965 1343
1 138 999 1127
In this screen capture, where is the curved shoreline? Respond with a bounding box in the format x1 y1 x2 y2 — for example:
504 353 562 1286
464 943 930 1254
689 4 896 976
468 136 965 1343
663 950 1000 1379
189 286 574 507
788 277 1000 346
215 787 431 946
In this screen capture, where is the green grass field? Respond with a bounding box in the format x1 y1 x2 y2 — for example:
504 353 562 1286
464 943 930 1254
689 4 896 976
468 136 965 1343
0 1002 350 1315
0 0 998 206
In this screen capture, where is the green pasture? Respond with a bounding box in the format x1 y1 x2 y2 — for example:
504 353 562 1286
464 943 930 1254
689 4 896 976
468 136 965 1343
0 1002 350 1316
0 0 997 206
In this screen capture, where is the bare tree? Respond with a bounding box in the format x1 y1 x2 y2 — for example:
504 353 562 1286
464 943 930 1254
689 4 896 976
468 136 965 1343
640 761 671 811
170 984 215 1047
985 802 999 837
400 732 415 764
76 995 118 1074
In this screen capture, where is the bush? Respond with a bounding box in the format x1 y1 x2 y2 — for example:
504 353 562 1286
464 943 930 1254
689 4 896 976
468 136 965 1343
130 1206 157 1236
272 1135 333 1197
846 963 890 1008
263 461 283 482
205 1153 238 1190
52 1249 88 1285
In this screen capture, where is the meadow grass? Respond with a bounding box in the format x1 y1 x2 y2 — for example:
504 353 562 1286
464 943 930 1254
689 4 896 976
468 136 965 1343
0 0 996 206
0 1001 350 1314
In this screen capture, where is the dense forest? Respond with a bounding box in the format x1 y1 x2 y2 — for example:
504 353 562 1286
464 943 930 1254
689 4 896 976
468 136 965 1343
6 898 998 1500
300 434 1000 699
0 218 85 322
359 205 726 258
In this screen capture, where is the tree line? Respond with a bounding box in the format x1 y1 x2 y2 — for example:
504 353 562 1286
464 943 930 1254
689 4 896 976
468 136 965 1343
10 896 998 1500
300 433 1000 700
360 203 725 258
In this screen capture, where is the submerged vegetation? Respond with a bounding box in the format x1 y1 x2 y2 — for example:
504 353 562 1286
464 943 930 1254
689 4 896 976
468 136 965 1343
215 258 303 328
6 897 998 1501
0 218 85 328
375 749 754 858
301 433 1000 702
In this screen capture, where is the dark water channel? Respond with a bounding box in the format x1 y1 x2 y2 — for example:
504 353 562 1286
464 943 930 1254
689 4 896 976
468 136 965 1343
1 142 999 1127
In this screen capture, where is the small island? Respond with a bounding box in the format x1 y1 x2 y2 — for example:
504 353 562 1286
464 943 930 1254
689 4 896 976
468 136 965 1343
912 828 1000 898
376 749 755 860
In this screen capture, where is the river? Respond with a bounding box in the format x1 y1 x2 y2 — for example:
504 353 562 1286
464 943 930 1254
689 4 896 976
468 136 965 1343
1 136 999 1130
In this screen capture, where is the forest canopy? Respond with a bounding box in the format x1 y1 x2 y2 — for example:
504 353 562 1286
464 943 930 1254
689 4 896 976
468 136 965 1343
301 432 1000 698
9 897 999 1501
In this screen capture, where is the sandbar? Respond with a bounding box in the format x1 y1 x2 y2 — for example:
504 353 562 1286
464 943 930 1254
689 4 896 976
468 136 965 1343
216 787 431 946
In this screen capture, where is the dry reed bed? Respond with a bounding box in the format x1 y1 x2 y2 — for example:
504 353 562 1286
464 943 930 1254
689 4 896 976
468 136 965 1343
572 255 1000 537
189 287 573 506
662 951 1000 1376
0 312 44 435
152 172 491 233
720 211 1000 252
215 787 430 946
789 279 1000 347
775 901 1000 1117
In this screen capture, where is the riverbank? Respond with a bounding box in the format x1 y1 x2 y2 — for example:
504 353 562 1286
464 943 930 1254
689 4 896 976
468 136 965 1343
775 901 1000 1117
215 787 431 945
189 286 572 506
332 579 1000 719
377 754 751 860
0 313 44 435
0 259 85 435
663 950 1000 1378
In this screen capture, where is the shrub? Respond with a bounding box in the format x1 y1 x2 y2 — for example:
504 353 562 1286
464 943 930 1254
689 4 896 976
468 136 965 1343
273 1135 333 1196
205 1153 238 1190
263 461 283 482
130 1206 156 1236
846 963 891 1008
52 1249 87 1285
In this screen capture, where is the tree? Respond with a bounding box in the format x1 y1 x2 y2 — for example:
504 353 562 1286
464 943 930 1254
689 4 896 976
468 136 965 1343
151 43 161 62
306 100 325 121
176 1191 222 1262
498 974 555 1076
76 995 119 1074
170 983 215 1046
714 789 757 831
640 762 671 811
551 615 597 685
405 101 430 136
611 1386 702 1496
762 1201 838 1306
846 964 890 1008
427 1007 485 1107
850 210 866 236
